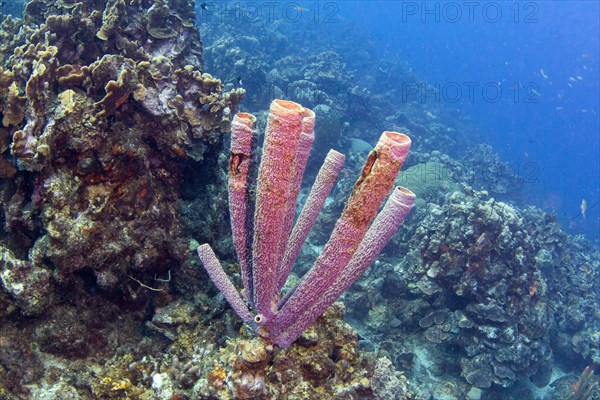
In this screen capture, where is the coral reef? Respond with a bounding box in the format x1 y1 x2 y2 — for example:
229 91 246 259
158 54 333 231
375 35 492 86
198 303 414 400
336 185 598 398
0 296 413 399
0 0 243 308
0 1 597 399
197 7 598 398
0 1 244 397
200 10 476 159
393 188 554 388
529 209 600 366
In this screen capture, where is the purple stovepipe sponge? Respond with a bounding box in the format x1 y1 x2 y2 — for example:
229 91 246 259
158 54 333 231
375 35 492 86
197 99 415 348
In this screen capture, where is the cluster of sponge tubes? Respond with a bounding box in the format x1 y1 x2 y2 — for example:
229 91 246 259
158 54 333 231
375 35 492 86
198 99 415 348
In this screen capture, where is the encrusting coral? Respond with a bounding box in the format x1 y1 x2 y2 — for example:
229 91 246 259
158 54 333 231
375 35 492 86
199 302 414 400
373 187 556 390
0 0 243 308
0 1 246 396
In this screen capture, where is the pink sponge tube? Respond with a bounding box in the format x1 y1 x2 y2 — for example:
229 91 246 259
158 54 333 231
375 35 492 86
197 244 253 323
276 108 316 289
229 112 258 301
274 186 415 347
272 131 411 342
252 100 306 321
277 149 346 292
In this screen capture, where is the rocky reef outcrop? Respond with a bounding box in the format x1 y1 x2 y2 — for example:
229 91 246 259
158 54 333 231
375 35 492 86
405 188 553 389
340 185 598 398
0 1 244 395
0 0 244 312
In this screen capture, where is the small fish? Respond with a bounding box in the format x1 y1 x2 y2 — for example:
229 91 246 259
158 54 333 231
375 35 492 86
576 75 584 80
199 2 208 10
581 199 587 221
236 76 243 85
540 68 548 79
581 109 588 113
569 77 577 82
556 107 564 110
529 286 537 297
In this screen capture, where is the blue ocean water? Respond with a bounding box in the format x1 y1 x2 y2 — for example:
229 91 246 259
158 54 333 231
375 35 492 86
340 1 600 241
198 0 599 242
